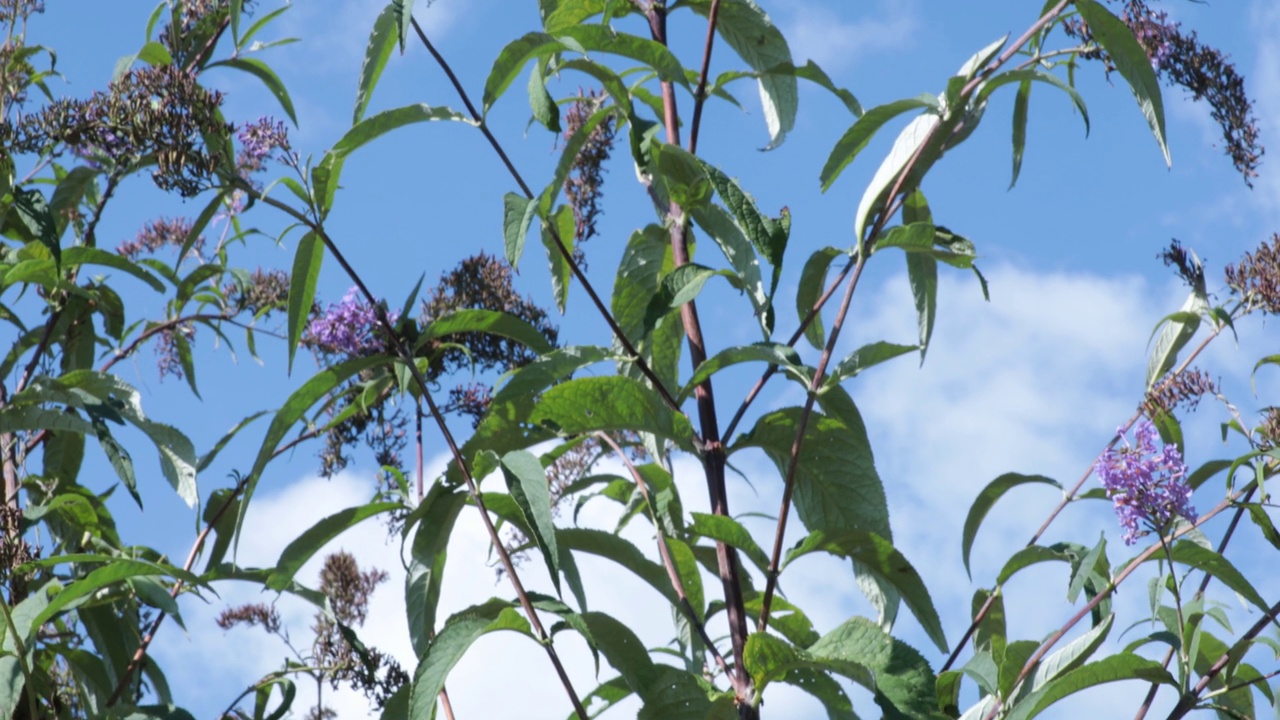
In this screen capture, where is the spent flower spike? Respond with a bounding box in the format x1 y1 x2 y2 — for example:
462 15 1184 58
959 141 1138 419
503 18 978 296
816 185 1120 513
1095 420 1196 545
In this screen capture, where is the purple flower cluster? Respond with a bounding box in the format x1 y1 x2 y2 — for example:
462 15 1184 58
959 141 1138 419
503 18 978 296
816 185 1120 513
1126 6 1179 70
235 116 290 177
305 288 398 357
1095 420 1196 545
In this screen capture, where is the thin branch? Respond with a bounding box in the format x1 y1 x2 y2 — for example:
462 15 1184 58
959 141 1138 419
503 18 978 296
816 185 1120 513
641 6 753 713
980 489 1250 720
596 432 740 691
757 251 868 632
408 18 684 418
687 0 723 156
943 321 1233 674
249 189 588 719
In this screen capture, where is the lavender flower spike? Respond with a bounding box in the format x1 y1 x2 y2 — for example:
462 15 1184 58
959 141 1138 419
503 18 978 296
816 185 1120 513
306 287 398 357
1095 420 1196 545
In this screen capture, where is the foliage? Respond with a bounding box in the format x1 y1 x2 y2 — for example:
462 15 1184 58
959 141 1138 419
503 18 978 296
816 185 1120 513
0 0 1278 718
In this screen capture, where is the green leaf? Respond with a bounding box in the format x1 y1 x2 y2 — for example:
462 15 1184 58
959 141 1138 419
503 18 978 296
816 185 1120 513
407 600 532 718
733 407 889 541
1075 0 1169 165
642 263 724 336
87 410 139 509
392 0 416 52
354 2 398 124
1145 290 1207 389
531 376 694 450
823 341 918 389
236 356 390 552
500 451 562 596
331 103 472 160
820 96 934 192
49 166 100 238
32 559 196 632
560 528 675 606
689 512 770 574
809 615 945 719
541 205 575 312
503 194 537 270
11 187 61 264
685 0 796 149
208 58 297 125
1153 541 1269 613
1031 613 1114 691
680 342 804 402
962 473 1061 578
528 60 561 132
1002 653 1176 720
483 27 687 115
784 530 947 654
1010 79 1031 188
690 203 771 334
419 308 555 356
267 502 399 591
995 544 1075 586
651 141 713 211
405 483 467 656
286 231 322 373
796 247 843 349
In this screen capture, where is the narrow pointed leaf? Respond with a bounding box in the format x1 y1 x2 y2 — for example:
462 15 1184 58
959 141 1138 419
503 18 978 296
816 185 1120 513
267 502 399 590
962 474 1061 578
354 3 398 124
286 231 322 373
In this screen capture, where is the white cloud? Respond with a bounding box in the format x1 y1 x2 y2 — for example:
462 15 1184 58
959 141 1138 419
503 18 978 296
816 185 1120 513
774 0 918 77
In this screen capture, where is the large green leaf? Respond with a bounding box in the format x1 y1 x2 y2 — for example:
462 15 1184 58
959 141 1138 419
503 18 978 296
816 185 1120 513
208 57 297 125
237 356 390 550
559 528 675 606
809 616 945 719
732 407 889 540
690 203 771 334
1001 653 1176 720
530 376 694 450
680 342 804 402
266 502 400 591
961 473 1061 578
823 341 918 389
795 247 843 349
355 3 398 124
1145 290 1207 390
820 96 935 192
1142 541 1269 613
541 205 575 312
405 483 467 656
1075 0 1169 164
500 451 562 595
689 512 769 573
61 247 163 292
503 192 537 269
407 599 532 719
684 0 796 149
785 530 946 654
483 27 687 114
418 308 555 356
286 231 322 373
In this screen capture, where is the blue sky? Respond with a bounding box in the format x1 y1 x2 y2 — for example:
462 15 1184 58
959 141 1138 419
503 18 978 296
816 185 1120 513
21 0 1280 717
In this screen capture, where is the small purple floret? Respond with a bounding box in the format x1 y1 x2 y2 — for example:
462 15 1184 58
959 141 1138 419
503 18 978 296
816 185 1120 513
1095 420 1196 545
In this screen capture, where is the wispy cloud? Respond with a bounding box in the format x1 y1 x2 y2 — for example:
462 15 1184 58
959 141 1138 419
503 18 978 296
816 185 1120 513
773 0 918 78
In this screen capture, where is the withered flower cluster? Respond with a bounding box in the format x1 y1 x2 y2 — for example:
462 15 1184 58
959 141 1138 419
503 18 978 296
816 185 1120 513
2 64 232 195
1065 0 1264 185
117 216 203 260
1142 367 1217 418
562 90 617 264
1224 234 1280 315
311 551 408 712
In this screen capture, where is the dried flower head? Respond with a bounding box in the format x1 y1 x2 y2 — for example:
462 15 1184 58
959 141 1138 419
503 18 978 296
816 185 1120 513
118 216 203 261
562 89 616 264
3 64 232 195
154 322 195 381
216 602 282 634
1065 0 1264 185
1258 407 1280 451
1095 420 1196 545
1224 234 1280 315
226 268 290 317
1142 367 1217 418
1158 239 1204 290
